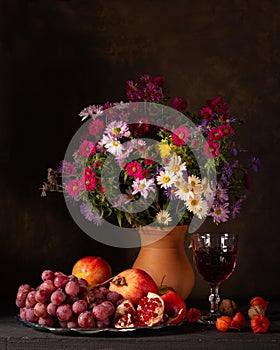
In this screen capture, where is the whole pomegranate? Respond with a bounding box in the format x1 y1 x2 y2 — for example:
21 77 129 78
158 286 187 324
109 268 158 305
72 256 112 286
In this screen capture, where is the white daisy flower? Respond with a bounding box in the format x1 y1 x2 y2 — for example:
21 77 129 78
186 195 208 219
156 170 177 189
165 155 186 177
174 181 194 202
156 210 172 225
100 135 125 156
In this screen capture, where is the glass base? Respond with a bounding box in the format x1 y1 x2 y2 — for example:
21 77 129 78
198 312 221 325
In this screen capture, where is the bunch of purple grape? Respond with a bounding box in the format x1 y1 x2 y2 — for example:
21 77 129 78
15 269 124 328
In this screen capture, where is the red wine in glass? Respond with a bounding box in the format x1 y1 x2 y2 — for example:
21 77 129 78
193 247 237 284
192 233 238 324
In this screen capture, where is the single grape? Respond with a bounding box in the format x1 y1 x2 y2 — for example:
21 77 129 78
65 295 79 305
78 311 96 328
40 280 56 293
72 300 87 314
34 302 48 318
56 303 73 322
78 278 88 287
67 275 78 282
41 270 55 281
65 281 80 297
25 290 37 308
19 307 27 320
38 315 54 327
16 285 32 307
17 284 32 294
35 289 50 304
106 291 123 304
92 301 115 320
67 315 78 328
25 308 39 323
96 317 111 328
50 289 66 305
53 272 68 288
47 302 58 316
58 320 67 328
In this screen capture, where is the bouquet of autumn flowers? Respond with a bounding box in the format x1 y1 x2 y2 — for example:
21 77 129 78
41 74 260 229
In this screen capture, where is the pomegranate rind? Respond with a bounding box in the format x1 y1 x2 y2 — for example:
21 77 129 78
137 292 164 327
114 300 139 328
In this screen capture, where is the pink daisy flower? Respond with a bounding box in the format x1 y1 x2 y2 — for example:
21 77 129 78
84 176 97 191
172 126 189 146
171 97 188 111
67 179 83 196
218 124 234 137
126 161 143 179
204 141 219 158
200 106 213 121
88 119 105 136
79 140 95 157
208 127 224 141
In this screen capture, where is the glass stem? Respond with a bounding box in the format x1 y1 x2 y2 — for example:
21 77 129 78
209 283 220 315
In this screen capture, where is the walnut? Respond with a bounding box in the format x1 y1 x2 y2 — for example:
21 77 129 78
219 299 237 316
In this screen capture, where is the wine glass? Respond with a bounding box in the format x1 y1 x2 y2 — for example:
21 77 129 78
191 232 238 324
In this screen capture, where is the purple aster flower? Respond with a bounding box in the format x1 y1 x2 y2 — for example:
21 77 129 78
215 183 229 203
80 202 104 225
209 202 230 224
230 200 241 219
250 156 261 172
164 186 176 199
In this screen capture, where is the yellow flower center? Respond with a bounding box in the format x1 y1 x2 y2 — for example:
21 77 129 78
139 183 145 189
163 176 170 183
171 164 180 172
112 141 119 147
113 127 121 134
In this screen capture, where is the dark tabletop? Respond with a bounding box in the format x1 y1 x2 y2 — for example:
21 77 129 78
0 302 279 350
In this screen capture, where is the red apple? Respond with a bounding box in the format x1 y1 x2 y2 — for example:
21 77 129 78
109 268 158 305
72 256 112 286
158 285 187 324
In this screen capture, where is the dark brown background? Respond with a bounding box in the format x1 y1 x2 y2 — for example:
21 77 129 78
1 0 279 309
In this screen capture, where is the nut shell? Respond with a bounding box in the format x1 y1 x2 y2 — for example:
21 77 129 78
219 299 237 316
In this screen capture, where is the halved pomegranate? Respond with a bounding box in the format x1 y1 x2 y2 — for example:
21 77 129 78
114 300 139 328
137 292 164 327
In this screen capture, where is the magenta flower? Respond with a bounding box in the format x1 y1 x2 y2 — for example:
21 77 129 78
67 179 83 197
208 127 224 141
206 96 228 113
172 126 189 146
171 97 188 111
79 140 95 157
218 124 234 137
204 141 219 158
200 106 213 121
88 119 105 136
84 176 97 191
126 161 143 179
